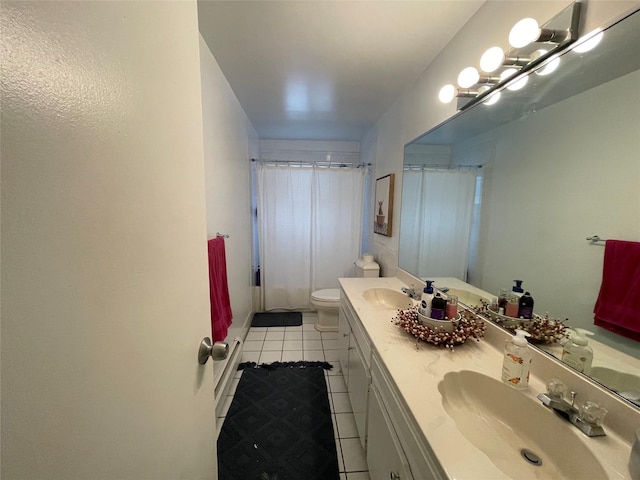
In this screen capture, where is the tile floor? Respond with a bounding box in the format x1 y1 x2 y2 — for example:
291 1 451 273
217 312 371 480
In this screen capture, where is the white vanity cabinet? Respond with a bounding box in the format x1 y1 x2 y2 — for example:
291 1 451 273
339 289 371 449
339 286 445 479
367 382 413 480
369 354 445 480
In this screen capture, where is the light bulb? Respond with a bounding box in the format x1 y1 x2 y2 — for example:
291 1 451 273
457 67 480 88
480 46 505 73
484 91 501 105
438 84 456 104
509 18 540 48
572 29 603 53
535 51 561 76
500 68 529 91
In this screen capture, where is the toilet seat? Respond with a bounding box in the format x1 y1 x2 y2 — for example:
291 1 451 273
311 288 340 305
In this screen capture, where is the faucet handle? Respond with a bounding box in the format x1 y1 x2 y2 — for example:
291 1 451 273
546 379 567 399
579 401 607 426
570 391 577 407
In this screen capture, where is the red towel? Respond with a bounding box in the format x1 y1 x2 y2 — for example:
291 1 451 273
594 240 640 341
208 237 233 342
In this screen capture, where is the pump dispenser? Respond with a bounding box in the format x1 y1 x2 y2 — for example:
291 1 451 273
512 280 525 297
562 328 594 374
502 329 532 390
420 280 435 317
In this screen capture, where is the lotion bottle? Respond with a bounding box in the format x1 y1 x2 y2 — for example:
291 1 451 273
518 291 534 319
430 293 447 320
502 329 532 390
420 280 435 317
562 329 594 374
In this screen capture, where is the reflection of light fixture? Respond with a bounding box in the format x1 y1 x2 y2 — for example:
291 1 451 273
535 50 561 75
483 90 501 105
437 3 581 109
457 67 480 88
572 29 603 53
501 68 529 90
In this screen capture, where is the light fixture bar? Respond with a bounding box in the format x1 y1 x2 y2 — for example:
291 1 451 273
459 1 582 110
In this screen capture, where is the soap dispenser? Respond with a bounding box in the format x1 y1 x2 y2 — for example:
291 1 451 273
512 279 525 297
502 329 532 390
562 328 594 374
420 280 435 317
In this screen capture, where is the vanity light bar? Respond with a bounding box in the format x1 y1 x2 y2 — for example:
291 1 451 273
439 2 582 110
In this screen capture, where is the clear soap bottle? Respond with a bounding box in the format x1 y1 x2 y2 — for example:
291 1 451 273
561 328 594 374
502 329 532 390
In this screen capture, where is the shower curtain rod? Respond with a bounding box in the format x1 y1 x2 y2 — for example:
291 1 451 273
403 163 482 171
252 158 370 168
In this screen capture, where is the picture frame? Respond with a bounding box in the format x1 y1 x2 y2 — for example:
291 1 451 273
374 174 394 236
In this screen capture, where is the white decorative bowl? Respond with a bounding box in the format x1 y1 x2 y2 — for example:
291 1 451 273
486 308 532 328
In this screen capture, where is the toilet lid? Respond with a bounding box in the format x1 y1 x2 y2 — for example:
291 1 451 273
312 288 340 302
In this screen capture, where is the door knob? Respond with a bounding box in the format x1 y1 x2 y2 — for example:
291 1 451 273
198 337 229 364
390 472 400 480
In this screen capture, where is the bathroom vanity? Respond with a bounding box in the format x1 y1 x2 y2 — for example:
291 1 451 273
338 276 640 480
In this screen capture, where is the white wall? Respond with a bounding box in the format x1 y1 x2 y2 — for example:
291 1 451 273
366 0 638 276
199 35 259 341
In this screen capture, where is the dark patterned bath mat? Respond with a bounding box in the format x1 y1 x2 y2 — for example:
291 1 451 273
217 362 338 480
251 311 303 327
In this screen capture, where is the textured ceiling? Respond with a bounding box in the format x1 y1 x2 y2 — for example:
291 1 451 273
198 1 485 141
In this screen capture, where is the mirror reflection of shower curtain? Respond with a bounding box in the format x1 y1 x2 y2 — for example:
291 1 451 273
256 164 365 310
399 170 476 280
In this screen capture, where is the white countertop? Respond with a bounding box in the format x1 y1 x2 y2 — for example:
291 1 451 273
339 276 638 480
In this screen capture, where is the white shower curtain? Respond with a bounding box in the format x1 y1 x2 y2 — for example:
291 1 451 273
399 169 476 280
257 164 365 310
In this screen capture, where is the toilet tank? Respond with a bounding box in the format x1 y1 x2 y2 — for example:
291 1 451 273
355 254 380 278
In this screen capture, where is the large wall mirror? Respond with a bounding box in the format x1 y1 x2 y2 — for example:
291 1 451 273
399 7 640 407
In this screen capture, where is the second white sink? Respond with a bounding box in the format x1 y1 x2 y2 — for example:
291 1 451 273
362 288 415 310
438 370 607 479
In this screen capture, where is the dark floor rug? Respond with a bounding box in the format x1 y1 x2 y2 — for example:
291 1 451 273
251 311 303 327
217 361 339 480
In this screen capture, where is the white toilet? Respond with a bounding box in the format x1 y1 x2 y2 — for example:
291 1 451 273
311 254 380 332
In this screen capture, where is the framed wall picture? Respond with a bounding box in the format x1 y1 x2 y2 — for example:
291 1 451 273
374 174 394 236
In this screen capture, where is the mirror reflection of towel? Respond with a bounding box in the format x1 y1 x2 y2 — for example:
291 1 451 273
594 240 640 342
208 237 233 342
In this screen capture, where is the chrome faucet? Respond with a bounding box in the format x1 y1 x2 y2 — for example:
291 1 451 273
537 379 607 437
401 285 421 300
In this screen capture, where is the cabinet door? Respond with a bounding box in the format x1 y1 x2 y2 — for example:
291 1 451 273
367 384 413 480
348 338 370 450
338 305 351 382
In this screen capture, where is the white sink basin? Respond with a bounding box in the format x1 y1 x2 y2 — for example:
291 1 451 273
362 288 414 310
438 370 606 479
440 287 492 307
